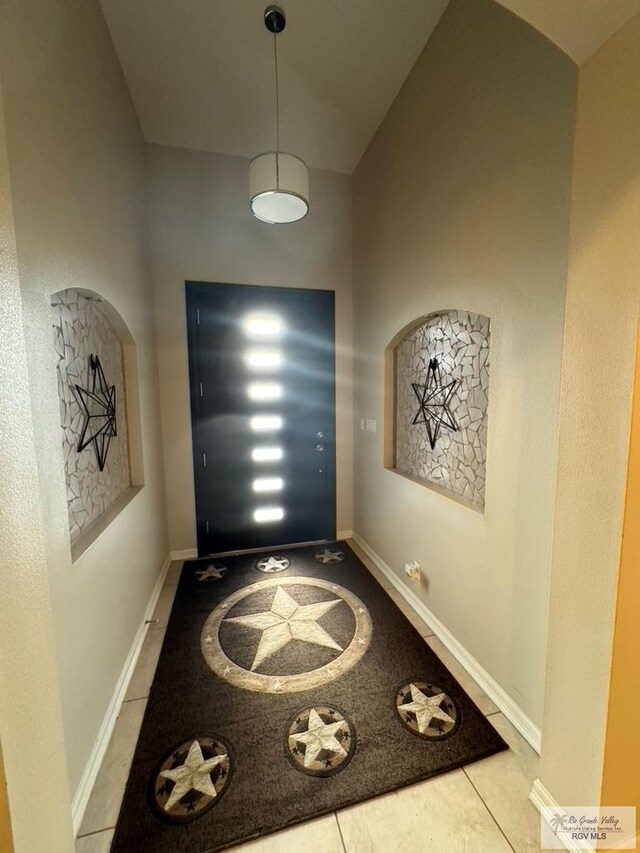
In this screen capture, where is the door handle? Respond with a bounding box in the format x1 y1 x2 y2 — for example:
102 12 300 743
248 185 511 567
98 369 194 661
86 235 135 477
316 444 324 452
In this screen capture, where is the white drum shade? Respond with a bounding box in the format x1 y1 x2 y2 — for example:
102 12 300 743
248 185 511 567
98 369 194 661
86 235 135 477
249 152 309 223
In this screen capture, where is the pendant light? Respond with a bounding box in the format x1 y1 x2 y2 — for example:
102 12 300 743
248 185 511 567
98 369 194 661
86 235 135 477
249 5 309 224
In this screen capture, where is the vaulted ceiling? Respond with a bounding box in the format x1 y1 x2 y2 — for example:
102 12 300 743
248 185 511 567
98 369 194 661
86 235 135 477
101 0 640 174
498 0 640 65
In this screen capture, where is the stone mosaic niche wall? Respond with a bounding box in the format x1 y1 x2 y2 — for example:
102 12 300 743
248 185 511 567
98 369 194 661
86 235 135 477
394 311 490 509
52 289 131 543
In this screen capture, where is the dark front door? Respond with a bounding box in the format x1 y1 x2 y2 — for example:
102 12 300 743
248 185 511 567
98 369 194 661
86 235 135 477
186 281 336 555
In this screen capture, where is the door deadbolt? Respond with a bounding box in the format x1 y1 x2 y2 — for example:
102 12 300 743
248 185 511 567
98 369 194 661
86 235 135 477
316 444 324 452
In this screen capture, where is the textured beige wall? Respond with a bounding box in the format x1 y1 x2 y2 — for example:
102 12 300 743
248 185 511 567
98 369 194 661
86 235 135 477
0 0 168 797
0 81 74 852
147 144 353 552
352 0 576 728
539 11 640 805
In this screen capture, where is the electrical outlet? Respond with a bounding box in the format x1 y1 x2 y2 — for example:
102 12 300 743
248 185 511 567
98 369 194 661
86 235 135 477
404 561 421 583
365 418 377 433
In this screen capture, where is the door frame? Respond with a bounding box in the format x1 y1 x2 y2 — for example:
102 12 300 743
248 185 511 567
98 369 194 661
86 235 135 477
185 280 337 556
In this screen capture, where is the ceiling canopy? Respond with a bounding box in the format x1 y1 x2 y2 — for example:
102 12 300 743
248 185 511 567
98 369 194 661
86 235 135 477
101 0 640 174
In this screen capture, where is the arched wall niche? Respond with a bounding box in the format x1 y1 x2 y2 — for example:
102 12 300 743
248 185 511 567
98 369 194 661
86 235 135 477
51 287 144 560
383 308 490 511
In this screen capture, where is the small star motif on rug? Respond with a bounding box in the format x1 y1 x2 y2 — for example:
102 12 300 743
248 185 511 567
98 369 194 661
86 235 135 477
195 564 227 582
411 357 459 450
256 556 290 573
315 548 345 564
159 740 227 811
224 586 343 670
288 708 348 768
397 684 455 733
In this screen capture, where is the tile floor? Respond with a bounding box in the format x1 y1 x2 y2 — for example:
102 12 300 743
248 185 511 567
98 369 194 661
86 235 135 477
76 542 547 853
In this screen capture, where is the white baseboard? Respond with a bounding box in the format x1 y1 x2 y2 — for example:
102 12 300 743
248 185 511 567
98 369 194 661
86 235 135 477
351 532 541 754
530 779 640 852
71 552 172 834
529 779 588 852
337 530 354 541
170 548 197 561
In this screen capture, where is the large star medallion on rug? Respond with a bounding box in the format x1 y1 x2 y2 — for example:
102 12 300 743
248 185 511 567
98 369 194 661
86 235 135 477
200 576 372 693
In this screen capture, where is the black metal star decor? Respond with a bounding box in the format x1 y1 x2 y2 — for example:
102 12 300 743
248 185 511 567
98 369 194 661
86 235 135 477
411 357 459 450
75 354 117 471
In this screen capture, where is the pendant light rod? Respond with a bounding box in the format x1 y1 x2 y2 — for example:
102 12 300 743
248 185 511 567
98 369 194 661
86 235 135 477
273 21 280 155
265 6 285 161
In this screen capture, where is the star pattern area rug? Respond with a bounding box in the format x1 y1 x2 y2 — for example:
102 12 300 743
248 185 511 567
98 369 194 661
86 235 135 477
111 542 507 852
